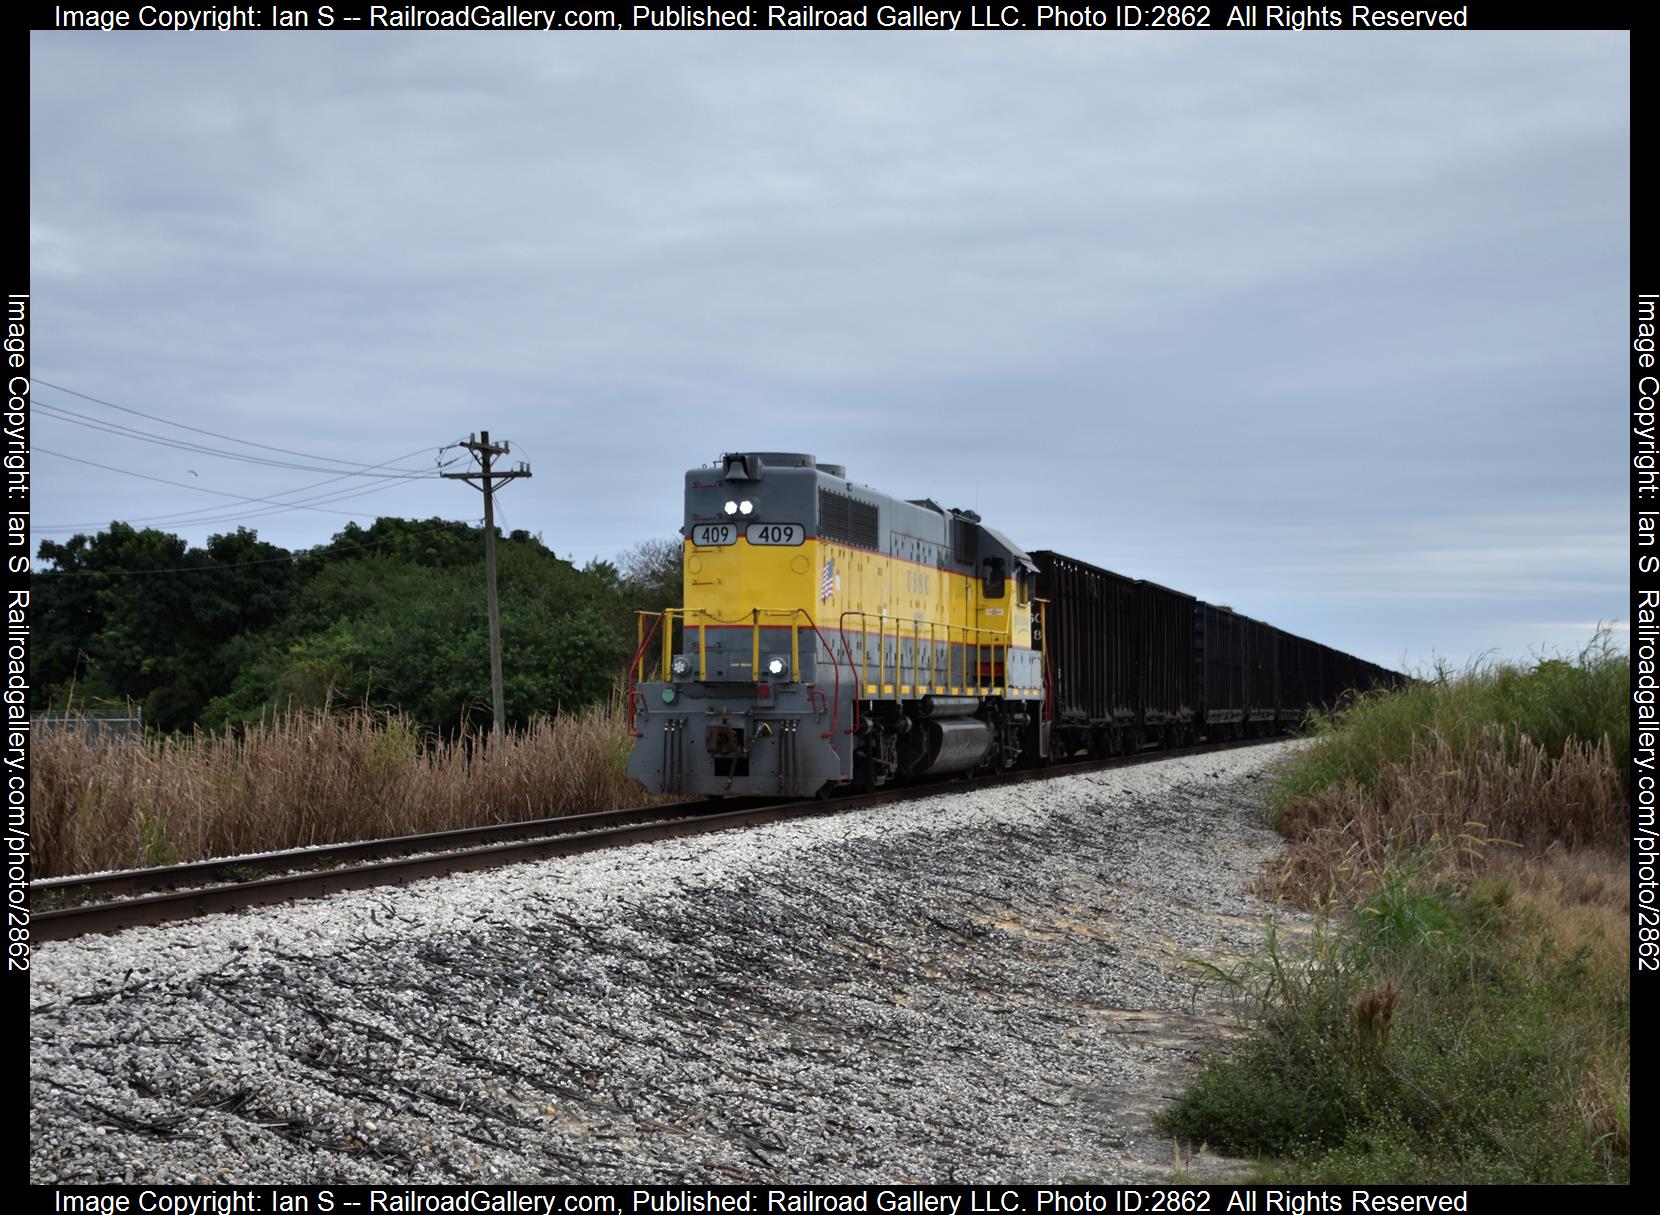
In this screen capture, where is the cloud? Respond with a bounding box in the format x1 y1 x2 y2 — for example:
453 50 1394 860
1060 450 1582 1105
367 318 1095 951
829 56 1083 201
27 30 1629 669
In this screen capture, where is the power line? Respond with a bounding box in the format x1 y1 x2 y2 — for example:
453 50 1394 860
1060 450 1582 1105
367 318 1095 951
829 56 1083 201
33 477 415 534
36 445 444 533
33 400 439 479
35 446 441 519
33 377 449 475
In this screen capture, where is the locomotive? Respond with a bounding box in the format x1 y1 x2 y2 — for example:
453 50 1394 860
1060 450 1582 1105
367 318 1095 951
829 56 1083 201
626 452 1400 799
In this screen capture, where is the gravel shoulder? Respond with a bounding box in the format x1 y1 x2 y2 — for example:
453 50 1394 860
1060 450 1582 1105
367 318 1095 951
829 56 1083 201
30 742 1308 1184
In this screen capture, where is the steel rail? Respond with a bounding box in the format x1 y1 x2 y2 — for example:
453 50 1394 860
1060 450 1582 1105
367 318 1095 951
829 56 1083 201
32 737 1279 942
31 797 771 907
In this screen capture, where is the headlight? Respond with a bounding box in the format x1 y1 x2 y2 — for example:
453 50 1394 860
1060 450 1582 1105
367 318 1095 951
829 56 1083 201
670 655 692 678
739 499 754 515
723 500 739 516
765 656 788 678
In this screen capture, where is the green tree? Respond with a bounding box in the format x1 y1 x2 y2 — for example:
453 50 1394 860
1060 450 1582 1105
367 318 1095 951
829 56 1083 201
202 528 631 733
618 538 683 615
38 517 672 736
33 525 296 728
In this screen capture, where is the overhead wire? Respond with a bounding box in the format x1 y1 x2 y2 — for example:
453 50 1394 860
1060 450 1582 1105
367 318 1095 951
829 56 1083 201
33 477 416 535
33 400 440 478
34 447 445 523
36 445 447 533
32 378 474 538
33 377 447 474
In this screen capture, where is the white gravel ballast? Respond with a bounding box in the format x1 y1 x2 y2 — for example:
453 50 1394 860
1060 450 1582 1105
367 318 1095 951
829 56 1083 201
30 741 1307 1185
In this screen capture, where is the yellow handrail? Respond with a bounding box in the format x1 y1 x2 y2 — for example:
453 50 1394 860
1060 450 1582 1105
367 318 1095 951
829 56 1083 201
637 606 1019 698
635 606 825 685
838 611 1014 698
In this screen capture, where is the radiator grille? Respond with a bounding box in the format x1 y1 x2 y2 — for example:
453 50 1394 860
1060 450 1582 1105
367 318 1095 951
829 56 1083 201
818 489 879 549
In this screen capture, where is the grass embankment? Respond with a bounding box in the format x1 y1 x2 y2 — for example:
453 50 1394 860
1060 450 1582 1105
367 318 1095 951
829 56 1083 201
1162 641 1630 1184
34 704 647 878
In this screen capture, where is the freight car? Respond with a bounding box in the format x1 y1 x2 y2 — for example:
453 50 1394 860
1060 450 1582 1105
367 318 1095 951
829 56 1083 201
628 453 1402 798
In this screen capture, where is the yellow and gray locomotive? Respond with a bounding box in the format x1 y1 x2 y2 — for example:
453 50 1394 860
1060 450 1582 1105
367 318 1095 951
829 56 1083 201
627 452 1047 798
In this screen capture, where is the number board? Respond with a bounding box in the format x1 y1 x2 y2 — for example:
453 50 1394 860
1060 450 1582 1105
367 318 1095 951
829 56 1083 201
745 523 805 546
690 523 737 546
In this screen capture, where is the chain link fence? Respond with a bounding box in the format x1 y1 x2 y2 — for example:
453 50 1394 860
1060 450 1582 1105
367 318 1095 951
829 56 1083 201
33 707 144 743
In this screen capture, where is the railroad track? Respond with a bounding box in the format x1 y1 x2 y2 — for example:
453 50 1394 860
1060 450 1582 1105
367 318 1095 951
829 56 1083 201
31 737 1281 942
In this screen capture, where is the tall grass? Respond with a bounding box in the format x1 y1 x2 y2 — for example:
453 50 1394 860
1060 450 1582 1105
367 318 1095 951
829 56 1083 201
1162 634 1632 1182
1273 632 1629 817
34 704 648 878
1269 728 1624 907
1266 633 1629 905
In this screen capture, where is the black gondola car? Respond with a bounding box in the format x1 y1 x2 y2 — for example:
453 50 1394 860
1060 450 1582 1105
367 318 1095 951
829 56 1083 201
1136 580 1198 738
1276 631 1312 724
1196 601 1246 730
1241 614 1280 730
1032 550 1137 755
1035 550 1203 754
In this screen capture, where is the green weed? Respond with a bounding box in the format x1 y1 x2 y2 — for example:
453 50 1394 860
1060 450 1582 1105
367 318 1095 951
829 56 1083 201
1163 862 1628 1183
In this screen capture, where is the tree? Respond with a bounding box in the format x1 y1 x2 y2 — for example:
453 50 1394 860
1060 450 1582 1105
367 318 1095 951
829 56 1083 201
37 517 663 735
618 538 683 616
201 530 632 733
33 525 297 729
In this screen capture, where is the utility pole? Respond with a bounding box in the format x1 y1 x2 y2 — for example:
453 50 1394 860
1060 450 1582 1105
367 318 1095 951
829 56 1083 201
441 431 531 734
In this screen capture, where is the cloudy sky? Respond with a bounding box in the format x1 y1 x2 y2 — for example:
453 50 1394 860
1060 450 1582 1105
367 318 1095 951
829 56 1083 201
29 30 1628 671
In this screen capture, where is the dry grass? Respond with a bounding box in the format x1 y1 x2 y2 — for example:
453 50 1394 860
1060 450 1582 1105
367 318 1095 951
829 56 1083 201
1265 727 1624 907
34 704 650 877
1500 848 1632 1160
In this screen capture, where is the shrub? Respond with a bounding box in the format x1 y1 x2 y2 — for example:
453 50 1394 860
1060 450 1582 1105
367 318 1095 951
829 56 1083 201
1164 857 1629 1183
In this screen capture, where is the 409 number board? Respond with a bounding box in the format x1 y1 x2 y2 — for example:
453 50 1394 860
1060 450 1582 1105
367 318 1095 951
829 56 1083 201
690 523 805 546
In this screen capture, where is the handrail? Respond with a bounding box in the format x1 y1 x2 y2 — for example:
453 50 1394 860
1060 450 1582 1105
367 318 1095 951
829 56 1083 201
837 610 1014 701
630 606 847 740
1038 598 1054 725
625 609 668 737
788 609 843 739
625 688 649 738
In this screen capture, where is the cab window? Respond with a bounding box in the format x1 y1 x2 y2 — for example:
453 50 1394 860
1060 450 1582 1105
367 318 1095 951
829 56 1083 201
982 556 1006 600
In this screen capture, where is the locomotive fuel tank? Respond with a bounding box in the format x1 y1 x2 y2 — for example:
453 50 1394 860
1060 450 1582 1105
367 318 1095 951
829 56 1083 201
913 718 993 775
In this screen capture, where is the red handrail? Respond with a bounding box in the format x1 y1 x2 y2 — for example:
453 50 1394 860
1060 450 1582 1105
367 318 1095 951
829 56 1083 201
625 610 667 737
787 608 842 741
836 611 866 735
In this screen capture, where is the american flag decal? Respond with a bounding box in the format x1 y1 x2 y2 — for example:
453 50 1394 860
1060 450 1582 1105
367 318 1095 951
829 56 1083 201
819 558 836 603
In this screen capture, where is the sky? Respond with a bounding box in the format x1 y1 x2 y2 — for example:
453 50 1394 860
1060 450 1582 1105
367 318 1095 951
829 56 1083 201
28 30 1629 673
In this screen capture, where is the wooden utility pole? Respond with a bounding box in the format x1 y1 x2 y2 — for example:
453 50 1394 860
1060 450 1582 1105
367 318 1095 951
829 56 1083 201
441 431 531 733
